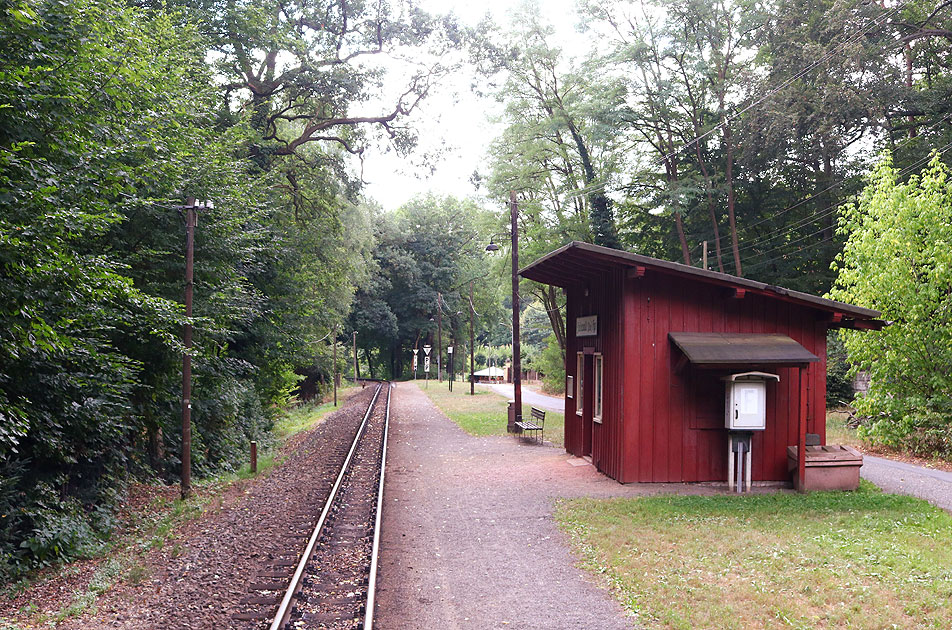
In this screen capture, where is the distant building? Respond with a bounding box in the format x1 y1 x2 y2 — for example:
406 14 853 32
471 366 506 383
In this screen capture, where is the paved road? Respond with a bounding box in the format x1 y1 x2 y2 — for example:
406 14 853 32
862 455 952 512
486 383 565 412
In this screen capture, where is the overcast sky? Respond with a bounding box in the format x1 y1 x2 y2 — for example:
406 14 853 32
358 0 588 211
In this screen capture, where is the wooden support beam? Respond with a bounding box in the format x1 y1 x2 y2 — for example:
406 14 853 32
797 367 807 493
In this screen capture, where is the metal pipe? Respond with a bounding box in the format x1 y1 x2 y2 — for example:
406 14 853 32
510 191 522 431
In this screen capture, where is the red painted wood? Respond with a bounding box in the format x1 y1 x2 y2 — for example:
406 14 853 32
560 261 833 484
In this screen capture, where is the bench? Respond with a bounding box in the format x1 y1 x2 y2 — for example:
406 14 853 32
516 407 546 444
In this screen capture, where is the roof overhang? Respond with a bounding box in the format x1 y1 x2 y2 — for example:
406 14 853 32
669 332 820 369
519 241 883 325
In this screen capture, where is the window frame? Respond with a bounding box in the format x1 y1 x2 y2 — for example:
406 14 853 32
576 352 584 416
593 352 604 423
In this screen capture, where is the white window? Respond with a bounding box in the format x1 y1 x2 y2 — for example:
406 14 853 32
594 353 604 423
576 352 584 415
566 376 574 398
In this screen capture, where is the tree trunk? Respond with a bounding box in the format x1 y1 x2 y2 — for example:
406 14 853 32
724 121 742 276
565 119 620 248
696 145 726 272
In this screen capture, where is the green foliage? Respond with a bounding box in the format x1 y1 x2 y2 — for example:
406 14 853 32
0 0 376 578
347 194 498 379
539 333 566 394
825 332 854 407
830 154 952 455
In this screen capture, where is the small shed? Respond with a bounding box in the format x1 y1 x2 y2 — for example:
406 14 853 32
520 242 883 488
472 366 506 383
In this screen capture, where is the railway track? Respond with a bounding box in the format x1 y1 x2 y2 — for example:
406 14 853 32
232 383 391 630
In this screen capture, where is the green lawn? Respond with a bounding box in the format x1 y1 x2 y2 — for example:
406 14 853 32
419 382 565 447
826 409 865 448
557 483 952 630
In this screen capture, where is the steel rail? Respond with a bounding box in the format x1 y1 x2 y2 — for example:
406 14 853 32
269 383 383 630
362 383 391 630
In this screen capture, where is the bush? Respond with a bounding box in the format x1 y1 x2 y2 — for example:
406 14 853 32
830 154 952 458
539 334 566 394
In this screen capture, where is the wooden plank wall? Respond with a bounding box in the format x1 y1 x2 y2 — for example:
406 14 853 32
616 272 829 483
563 271 626 477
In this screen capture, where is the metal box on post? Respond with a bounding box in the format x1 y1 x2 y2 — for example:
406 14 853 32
723 372 779 491
724 371 779 430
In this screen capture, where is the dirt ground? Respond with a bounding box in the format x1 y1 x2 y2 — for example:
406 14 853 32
372 382 740 630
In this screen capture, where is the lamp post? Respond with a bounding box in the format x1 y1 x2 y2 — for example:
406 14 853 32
469 282 476 396
487 191 522 432
436 292 443 382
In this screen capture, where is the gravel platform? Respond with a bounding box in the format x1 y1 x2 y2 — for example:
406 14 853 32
373 383 724 630
57 386 379 630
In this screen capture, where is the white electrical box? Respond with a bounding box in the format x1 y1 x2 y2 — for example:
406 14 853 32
724 372 779 430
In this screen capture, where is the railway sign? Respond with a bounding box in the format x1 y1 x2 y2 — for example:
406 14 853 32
423 345 431 356
412 354 417 371
424 356 431 372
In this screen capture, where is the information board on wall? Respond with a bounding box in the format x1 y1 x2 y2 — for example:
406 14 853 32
576 315 598 337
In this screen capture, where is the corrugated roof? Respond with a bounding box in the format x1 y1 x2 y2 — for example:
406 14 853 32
519 241 880 320
668 332 820 366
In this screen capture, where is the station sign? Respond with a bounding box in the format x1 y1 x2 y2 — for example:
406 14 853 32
576 315 598 337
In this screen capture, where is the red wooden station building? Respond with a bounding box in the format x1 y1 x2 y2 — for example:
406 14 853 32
520 242 883 489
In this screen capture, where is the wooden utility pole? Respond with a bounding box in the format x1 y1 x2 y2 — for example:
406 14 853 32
469 282 475 396
702 241 708 270
510 190 522 431
181 198 197 500
352 331 358 381
333 327 338 406
437 292 443 382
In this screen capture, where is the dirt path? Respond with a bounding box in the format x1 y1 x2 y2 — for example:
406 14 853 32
373 382 728 629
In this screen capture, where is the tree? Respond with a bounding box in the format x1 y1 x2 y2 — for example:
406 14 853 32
830 154 952 455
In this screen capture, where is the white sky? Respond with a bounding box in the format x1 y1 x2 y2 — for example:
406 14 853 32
358 0 589 211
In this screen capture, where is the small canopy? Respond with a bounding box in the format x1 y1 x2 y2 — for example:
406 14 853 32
473 367 506 377
669 332 819 367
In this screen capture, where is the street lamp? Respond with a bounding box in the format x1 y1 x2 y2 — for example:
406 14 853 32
486 190 522 433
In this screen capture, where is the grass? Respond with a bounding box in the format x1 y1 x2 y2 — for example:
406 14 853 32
222 386 358 482
556 482 952 630
419 381 565 447
826 409 864 448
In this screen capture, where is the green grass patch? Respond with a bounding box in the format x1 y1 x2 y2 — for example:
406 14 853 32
222 387 358 483
420 383 565 446
826 410 864 448
556 483 952 630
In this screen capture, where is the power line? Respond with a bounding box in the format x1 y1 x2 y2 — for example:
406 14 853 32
741 137 952 268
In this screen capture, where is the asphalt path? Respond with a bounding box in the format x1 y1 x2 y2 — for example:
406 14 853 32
861 455 952 512
486 383 565 412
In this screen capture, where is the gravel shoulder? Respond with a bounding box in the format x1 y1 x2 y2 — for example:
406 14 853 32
47 387 378 630
374 382 731 630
